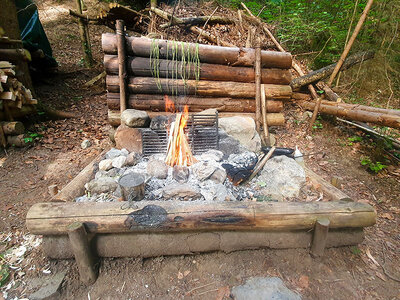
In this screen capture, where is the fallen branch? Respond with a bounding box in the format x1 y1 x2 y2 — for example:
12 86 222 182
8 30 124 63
160 15 233 28
151 7 234 47
290 51 375 90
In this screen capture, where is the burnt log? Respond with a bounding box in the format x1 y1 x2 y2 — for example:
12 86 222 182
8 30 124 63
160 15 234 28
299 101 400 129
107 93 284 113
106 76 292 100
104 55 292 84
26 201 376 235
102 33 292 69
290 51 374 90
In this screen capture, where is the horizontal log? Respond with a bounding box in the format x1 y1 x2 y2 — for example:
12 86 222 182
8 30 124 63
106 76 292 99
300 101 400 129
290 51 375 90
102 33 292 68
107 110 285 126
319 100 400 117
42 228 364 259
160 15 234 28
107 93 284 113
26 201 376 235
104 55 292 84
1 121 25 135
0 48 31 62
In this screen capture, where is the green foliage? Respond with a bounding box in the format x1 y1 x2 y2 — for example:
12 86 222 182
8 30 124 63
360 156 387 173
312 120 323 130
23 132 43 144
351 246 361 256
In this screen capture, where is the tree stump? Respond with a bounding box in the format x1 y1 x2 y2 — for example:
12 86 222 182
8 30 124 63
310 218 330 258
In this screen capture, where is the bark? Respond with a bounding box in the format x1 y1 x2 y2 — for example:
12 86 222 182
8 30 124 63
290 51 375 90
300 101 400 129
318 100 400 117
160 16 233 28
0 49 31 62
106 76 292 99
107 93 284 113
102 33 292 69
310 218 330 257
323 85 341 102
116 20 127 113
26 201 376 235
255 42 262 131
104 55 292 84
1 121 24 135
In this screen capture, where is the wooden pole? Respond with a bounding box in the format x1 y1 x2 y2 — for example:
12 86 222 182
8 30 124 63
327 0 374 86
67 222 97 285
255 39 262 132
310 218 330 257
116 20 127 113
75 0 93 67
247 146 276 183
260 83 270 144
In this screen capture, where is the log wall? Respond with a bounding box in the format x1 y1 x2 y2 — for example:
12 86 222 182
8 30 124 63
102 33 293 125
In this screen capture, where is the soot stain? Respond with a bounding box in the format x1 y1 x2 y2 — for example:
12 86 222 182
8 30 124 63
174 216 184 222
124 205 168 229
203 214 246 224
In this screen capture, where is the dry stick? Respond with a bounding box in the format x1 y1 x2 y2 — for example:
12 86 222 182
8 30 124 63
327 0 374 86
151 7 234 47
75 0 93 67
195 6 219 43
336 0 359 86
240 3 320 130
0 126 6 148
254 38 262 132
261 83 270 145
116 20 127 113
247 146 276 183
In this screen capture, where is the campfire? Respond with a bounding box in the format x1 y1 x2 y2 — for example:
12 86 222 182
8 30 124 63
164 96 197 167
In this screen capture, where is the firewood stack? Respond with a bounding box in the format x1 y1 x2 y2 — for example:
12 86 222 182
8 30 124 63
0 61 37 121
102 33 293 126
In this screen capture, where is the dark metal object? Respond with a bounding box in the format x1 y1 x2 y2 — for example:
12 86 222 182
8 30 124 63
142 112 219 157
261 146 294 158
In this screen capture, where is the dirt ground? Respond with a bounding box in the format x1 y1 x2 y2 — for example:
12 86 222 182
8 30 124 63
0 0 399 299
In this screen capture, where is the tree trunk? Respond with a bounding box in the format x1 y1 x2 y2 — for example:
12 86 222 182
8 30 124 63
75 0 93 67
26 201 376 235
106 76 292 99
318 100 400 117
299 101 400 129
102 33 292 69
1 121 24 135
290 51 375 90
160 15 233 28
107 93 284 113
104 55 292 84
116 20 127 113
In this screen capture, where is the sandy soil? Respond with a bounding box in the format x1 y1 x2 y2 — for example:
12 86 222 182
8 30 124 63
0 0 399 299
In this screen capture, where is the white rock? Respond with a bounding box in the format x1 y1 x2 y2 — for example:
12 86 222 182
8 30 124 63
219 116 261 152
192 161 218 181
121 109 150 127
85 177 118 194
112 156 127 169
99 159 113 171
120 148 129 156
147 159 168 179
81 139 91 149
197 149 224 162
106 148 124 159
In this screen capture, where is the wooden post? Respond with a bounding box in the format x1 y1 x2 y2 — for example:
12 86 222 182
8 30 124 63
116 20 127 113
327 0 374 86
260 83 270 145
67 222 97 285
75 0 93 67
254 39 262 132
310 218 330 257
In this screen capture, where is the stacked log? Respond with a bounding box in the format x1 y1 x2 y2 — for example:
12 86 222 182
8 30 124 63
102 34 292 125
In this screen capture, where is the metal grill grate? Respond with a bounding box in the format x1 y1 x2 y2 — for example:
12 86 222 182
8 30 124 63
142 112 219 157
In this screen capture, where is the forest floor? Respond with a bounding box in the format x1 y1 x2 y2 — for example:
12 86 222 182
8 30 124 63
0 0 399 299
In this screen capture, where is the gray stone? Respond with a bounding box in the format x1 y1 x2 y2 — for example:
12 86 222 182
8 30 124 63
219 116 261 152
121 109 150 127
228 151 258 169
200 182 235 202
172 165 190 183
218 129 248 159
126 152 140 166
192 161 218 181
257 155 306 201
81 139 91 149
85 177 118 194
210 168 227 184
162 183 201 200
112 156 127 169
99 159 113 171
29 271 67 300
147 159 168 179
214 183 235 202
196 108 217 116
197 149 224 162
106 148 124 159
120 148 129 156
150 115 170 130
231 277 301 300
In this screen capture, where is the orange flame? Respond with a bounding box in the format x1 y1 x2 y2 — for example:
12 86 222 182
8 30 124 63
164 97 196 167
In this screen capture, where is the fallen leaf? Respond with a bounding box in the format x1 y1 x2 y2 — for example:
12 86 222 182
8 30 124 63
184 270 191 277
298 275 309 289
381 213 394 220
215 286 230 300
365 248 380 267
177 272 183 280
375 272 386 281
